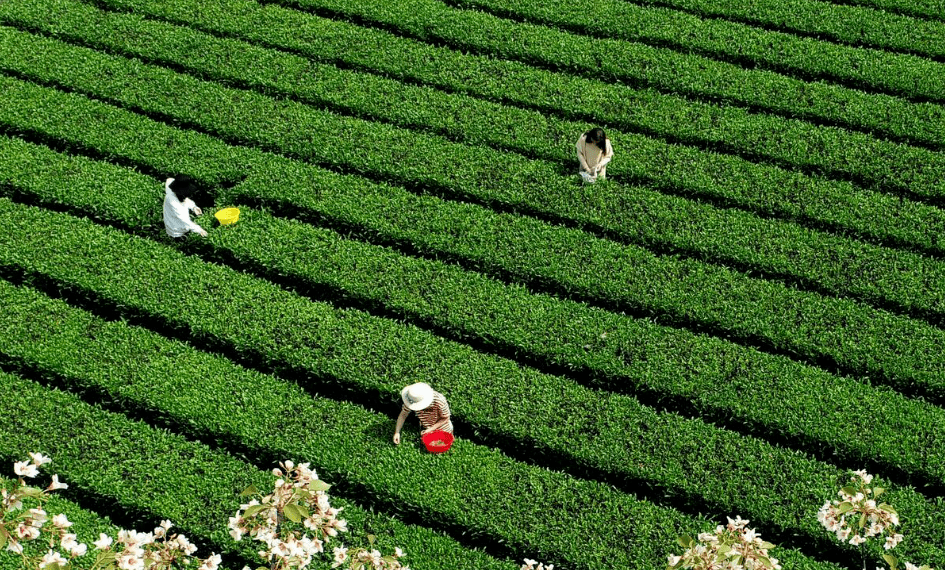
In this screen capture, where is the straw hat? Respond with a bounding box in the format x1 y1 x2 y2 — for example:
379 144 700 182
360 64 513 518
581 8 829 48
401 382 434 411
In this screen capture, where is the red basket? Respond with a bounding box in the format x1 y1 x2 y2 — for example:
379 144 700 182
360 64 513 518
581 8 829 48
421 430 454 453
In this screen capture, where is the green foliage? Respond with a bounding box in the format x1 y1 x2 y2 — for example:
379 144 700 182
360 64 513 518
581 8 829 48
627 0 945 60
0 369 516 570
1 0 944 568
450 0 945 102
0 191 943 565
4 31 945 405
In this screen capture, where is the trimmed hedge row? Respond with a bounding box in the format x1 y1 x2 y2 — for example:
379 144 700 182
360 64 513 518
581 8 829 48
0 367 518 570
630 0 945 60
447 0 945 103
4 276 942 569
5 134 945 501
837 0 945 23
5 69 945 400
0 275 855 570
6 28 945 324
78 0 945 150
6 4 945 237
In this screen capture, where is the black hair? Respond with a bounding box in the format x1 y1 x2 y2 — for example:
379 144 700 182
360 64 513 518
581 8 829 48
168 174 199 203
585 128 608 154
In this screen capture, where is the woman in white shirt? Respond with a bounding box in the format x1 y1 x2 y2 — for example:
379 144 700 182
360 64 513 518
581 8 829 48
163 175 208 238
575 128 614 183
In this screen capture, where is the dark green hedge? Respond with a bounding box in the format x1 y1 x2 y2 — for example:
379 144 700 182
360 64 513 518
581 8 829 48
78 0 945 152
4 44 945 402
448 0 945 102
629 0 945 60
0 188 944 567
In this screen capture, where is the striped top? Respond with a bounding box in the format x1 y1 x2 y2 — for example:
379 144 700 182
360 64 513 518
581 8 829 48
402 391 453 434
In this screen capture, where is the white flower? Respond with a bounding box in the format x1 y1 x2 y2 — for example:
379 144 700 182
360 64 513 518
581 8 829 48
668 555 682 566
6 539 23 554
29 508 48 527
47 475 69 491
29 452 53 466
39 550 68 568
14 461 39 478
853 470 874 485
850 535 867 546
727 516 749 528
117 552 144 570
837 528 852 541
93 533 114 550
394 547 404 557
904 564 919 570
69 542 88 557
329 547 348 568
885 534 904 550
16 523 41 541
53 514 73 529
61 534 79 550
198 553 222 570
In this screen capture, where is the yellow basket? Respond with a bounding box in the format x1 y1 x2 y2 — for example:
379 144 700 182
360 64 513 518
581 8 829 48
214 207 240 226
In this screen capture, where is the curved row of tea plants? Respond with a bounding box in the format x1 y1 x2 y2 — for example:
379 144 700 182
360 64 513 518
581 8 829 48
629 0 945 59
4 267 943 569
4 134 945 501
233 0 945 105
0 263 857 570
4 72 945 402
836 0 945 23
5 27 945 323
81 0 945 150
7 5 945 243
0 366 520 570
446 0 945 102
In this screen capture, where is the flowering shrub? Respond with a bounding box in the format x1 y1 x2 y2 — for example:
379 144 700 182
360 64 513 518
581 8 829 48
88 521 219 570
817 470 903 550
520 558 554 570
817 470 936 570
2 452 87 568
2 453 216 570
667 516 780 570
229 460 407 570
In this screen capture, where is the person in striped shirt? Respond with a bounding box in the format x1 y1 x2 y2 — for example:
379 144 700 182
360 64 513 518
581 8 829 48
393 382 453 445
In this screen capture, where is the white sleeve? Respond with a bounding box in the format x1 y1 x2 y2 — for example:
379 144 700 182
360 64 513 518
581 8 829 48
182 198 199 213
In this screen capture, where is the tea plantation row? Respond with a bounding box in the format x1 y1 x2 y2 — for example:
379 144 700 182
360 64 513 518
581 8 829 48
79 0 945 152
629 0 945 59
446 0 945 102
7 3 945 244
0 365 514 570
4 61 945 401
0 203 868 570
4 133 945 504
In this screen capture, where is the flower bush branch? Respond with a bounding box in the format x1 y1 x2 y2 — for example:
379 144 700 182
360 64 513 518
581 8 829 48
2 453 216 570
229 460 407 570
667 516 780 570
817 470 902 550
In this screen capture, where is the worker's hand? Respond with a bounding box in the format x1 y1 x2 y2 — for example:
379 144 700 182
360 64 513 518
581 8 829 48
197 228 208 237
393 432 401 445
193 207 203 216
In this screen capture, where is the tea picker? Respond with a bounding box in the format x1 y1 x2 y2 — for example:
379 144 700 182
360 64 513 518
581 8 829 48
393 382 454 453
